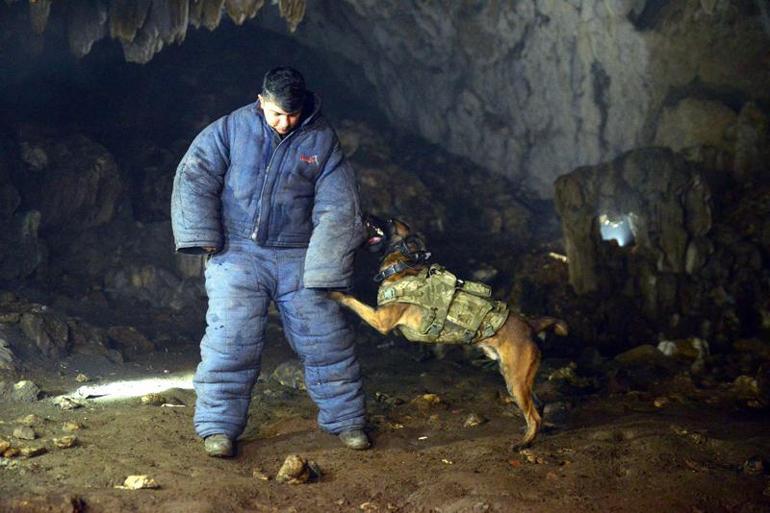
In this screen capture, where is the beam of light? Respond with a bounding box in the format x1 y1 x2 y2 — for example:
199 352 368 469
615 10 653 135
599 213 635 247
70 373 195 402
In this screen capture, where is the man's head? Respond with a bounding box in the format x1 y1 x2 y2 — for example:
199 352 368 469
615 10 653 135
259 66 307 136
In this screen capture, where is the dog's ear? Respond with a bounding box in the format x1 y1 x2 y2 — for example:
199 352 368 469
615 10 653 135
390 218 412 238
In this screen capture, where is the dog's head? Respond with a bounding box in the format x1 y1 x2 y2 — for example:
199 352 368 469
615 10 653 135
363 214 430 262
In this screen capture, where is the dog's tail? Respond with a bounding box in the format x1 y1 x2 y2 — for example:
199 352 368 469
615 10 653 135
527 317 568 336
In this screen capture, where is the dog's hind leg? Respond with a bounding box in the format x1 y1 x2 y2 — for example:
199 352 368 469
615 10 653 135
495 339 542 450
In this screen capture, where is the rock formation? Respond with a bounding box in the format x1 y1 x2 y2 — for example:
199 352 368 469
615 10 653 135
3 1 767 197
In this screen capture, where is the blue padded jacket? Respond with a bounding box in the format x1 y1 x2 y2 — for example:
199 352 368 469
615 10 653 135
171 94 364 288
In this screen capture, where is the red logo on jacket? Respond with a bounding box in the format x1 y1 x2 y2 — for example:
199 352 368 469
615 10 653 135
300 154 319 165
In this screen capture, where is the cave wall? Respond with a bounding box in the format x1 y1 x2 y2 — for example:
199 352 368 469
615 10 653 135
274 0 768 197
3 1 768 196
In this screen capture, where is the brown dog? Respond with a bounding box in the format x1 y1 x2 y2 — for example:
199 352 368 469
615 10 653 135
330 217 567 449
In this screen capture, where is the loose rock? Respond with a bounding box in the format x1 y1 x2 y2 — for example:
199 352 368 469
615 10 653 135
75 373 90 383
11 380 40 402
375 391 404 406
3 447 20 458
53 435 78 449
140 393 167 406
0 438 9 453
19 445 47 457
411 393 444 410
13 426 36 440
16 414 43 426
276 454 320 484
742 456 765 475
252 469 270 481
62 422 82 432
120 475 160 489
463 413 487 428
52 395 84 410
270 360 306 391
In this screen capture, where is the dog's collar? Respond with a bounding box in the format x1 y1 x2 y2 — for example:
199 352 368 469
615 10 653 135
373 261 413 283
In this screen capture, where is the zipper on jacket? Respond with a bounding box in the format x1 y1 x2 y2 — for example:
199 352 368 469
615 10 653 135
252 130 297 243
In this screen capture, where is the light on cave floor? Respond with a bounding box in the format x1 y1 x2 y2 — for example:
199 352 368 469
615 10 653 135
599 213 635 247
72 373 195 402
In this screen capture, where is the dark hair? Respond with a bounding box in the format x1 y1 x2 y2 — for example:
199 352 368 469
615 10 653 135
262 66 306 113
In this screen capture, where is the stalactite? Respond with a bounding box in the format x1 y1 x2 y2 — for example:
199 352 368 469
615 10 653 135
200 0 225 30
279 0 305 33
120 0 190 63
224 0 263 26
67 0 108 59
158 0 190 45
15 0 303 62
29 0 52 34
109 0 151 44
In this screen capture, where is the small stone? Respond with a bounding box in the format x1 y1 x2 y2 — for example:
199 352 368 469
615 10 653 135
140 393 166 406
270 360 306 390
11 380 40 402
3 447 20 458
742 456 765 475
62 422 81 432
375 391 404 406
653 397 670 408
547 362 592 387
0 438 9 453
360 502 379 512
419 393 441 404
411 393 444 410
252 469 270 481
15 414 43 426
276 454 318 484
121 475 160 489
0 312 20 323
53 435 78 449
19 445 47 458
52 396 84 410
13 426 36 440
463 413 487 428
75 373 90 383
734 375 760 400
519 449 544 464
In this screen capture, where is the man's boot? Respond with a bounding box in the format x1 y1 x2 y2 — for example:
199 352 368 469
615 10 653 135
204 434 234 457
339 429 370 450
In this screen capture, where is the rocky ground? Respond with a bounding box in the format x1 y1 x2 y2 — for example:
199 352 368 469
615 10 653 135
1 298 769 513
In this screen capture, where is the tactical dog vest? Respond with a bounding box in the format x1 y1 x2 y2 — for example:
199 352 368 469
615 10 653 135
376 264 509 344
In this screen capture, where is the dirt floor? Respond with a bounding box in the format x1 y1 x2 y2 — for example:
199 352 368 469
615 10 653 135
1 318 770 513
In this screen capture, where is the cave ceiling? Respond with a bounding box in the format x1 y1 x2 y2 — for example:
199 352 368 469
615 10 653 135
4 0 306 63
2 0 769 198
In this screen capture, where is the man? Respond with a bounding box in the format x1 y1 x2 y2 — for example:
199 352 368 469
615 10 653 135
171 66 369 457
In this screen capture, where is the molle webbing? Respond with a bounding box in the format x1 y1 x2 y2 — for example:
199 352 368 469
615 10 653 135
377 264 509 344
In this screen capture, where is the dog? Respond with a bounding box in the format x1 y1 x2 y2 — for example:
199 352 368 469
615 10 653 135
329 216 568 449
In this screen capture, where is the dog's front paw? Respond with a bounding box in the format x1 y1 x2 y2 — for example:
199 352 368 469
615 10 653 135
327 291 346 302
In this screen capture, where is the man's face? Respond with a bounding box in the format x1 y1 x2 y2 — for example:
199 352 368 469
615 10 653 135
259 94 302 136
